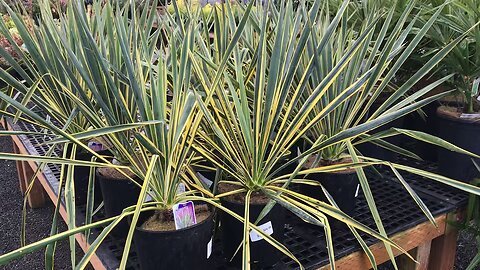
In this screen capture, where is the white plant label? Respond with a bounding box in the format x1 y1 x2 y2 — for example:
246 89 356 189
197 172 213 188
176 183 186 194
207 237 213 259
354 184 360 198
459 113 480 120
144 190 153 202
249 221 274 242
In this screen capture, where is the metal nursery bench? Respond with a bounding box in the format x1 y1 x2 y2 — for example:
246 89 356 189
1 116 467 270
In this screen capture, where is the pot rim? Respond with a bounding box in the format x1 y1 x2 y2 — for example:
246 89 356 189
132 208 214 234
437 105 480 124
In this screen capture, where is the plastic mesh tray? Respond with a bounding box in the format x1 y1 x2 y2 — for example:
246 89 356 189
79 172 458 270
377 155 469 206
7 117 467 270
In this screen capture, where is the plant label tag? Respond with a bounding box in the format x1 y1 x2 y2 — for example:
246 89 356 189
207 237 213 259
197 172 213 188
176 183 186 194
459 113 480 120
173 201 196 230
354 184 360 198
249 221 274 242
144 189 153 202
144 194 153 202
87 141 103 152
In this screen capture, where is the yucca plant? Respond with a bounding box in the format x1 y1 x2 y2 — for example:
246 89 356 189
0 1 480 270
0 0 214 268
188 0 480 269
292 1 480 267
0 0 163 251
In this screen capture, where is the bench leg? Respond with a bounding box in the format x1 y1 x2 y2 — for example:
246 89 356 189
398 241 432 270
21 162 47 208
12 142 28 194
428 213 460 270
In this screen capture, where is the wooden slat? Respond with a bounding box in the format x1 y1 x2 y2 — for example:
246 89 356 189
318 214 447 270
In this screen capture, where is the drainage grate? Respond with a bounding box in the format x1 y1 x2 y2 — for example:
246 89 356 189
7 117 468 270
379 156 469 206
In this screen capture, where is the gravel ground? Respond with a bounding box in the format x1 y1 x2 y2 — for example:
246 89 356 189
0 134 478 270
455 231 479 270
0 135 90 270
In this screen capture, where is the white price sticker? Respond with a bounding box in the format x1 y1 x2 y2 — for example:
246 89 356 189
459 113 480 120
144 193 153 202
249 221 274 242
197 172 213 188
176 183 186 194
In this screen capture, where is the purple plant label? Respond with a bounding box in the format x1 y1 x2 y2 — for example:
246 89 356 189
88 141 103 152
173 201 197 230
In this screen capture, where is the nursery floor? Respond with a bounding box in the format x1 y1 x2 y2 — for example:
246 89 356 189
0 132 478 269
0 135 93 270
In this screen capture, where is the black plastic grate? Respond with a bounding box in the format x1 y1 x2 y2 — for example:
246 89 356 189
75 168 461 270
7 117 468 270
379 156 469 206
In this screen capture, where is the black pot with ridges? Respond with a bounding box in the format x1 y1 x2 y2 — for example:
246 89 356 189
219 189 285 268
131 208 215 270
62 143 111 206
299 170 359 230
436 106 480 182
74 150 111 206
97 168 140 239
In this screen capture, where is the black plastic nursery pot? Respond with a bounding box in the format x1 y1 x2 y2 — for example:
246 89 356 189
72 150 111 206
131 209 215 270
436 107 480 182
220 196 285 268
403 102 440 161
300 170 359 229
356 117 404 162
97 170 141 239
356 93 405 162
